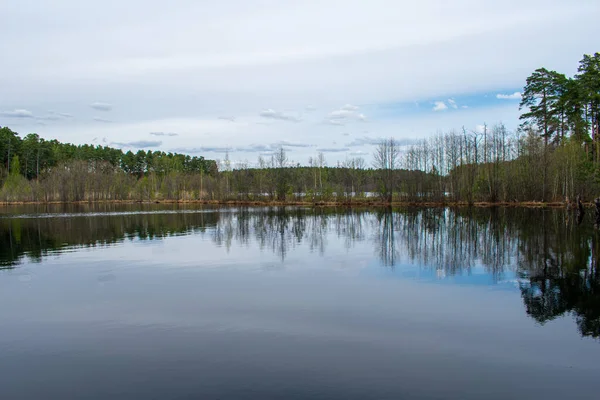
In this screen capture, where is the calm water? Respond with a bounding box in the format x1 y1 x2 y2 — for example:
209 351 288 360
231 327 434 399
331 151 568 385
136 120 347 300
1 204 599 399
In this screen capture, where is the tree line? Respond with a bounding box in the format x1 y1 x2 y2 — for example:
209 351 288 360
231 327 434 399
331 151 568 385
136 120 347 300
0 52 598 204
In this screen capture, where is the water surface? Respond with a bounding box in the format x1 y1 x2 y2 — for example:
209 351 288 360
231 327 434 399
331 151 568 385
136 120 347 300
1 204 599 399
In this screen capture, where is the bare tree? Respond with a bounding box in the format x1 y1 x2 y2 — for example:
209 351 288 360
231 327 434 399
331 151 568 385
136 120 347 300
274 146 288 200
373 138 399 202
317 151 326 191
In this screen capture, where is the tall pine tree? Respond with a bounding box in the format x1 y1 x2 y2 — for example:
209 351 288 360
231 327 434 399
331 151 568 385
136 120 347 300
575 53 600 160
519 68 565 146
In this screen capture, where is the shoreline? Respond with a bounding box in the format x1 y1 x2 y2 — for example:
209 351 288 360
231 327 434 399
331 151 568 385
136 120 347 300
0 199 573 208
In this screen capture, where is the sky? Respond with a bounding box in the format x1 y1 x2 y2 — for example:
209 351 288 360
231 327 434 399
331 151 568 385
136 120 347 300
1 0 599 166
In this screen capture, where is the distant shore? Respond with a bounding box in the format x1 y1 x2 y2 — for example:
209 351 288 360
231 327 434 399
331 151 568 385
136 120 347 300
0 199 573 208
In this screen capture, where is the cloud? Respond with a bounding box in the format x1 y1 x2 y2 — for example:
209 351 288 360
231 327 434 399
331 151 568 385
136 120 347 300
342 133 350 136
93 117 112 123
240 144 272 152
36 115 61 121
259 109 300 122
329 110 365 120
346 136 421 147
90 102 112 111
218 116 236 122
433 101 448 111
327 105 367 125
475 124 488 133
316 147 350 153
447 99 458 109
172 146 231 154
0 109 34 118
345 136 382 146
349 150 369 156
461 105 469 109
496 92 522 100
113 140 163 148
150 131 178 136
275 140 314 148
171 141 314 155
36 110 74 121
305 105 317 112
35 111 74 121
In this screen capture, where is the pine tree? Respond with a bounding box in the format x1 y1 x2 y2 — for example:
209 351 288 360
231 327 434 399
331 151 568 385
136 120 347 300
519 68 565 146
575 53 600 160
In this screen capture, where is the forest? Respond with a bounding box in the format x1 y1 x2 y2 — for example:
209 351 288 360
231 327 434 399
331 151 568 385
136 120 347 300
0 52 598 204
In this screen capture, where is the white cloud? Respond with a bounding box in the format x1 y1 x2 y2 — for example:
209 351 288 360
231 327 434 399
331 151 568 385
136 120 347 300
433 101 448 111
496 92 522 100
36 115 61 121
0 109 34 118
150 131 178 136
90 102 112 111
346 136 382 146
274 140 314 148
112 140 162 148
173 146 231 154
36 111 74 121
218 116 236 122
259 109 300 122
327 105 367 125
448 99 458 109
317 147 350 153
347 136 421 147
93 117 112 123
173 141 313 154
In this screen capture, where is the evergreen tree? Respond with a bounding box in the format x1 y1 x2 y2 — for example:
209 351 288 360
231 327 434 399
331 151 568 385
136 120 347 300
575 53 600 155
519 68 565 146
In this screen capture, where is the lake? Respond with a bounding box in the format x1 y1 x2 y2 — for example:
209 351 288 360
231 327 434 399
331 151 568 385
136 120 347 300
1 204 599 399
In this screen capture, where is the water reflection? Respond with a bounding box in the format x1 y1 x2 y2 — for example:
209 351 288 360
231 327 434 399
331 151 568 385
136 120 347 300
1 205 600 339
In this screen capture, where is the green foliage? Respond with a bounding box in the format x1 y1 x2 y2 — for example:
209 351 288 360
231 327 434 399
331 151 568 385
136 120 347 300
0 126 216 181
10 155 20 176
519 68 566 143
1 173 31 203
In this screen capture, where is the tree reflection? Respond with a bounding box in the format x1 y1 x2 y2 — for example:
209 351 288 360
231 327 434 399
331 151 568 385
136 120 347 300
374 209 397 268
1 205 600 339
519 224 600 338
